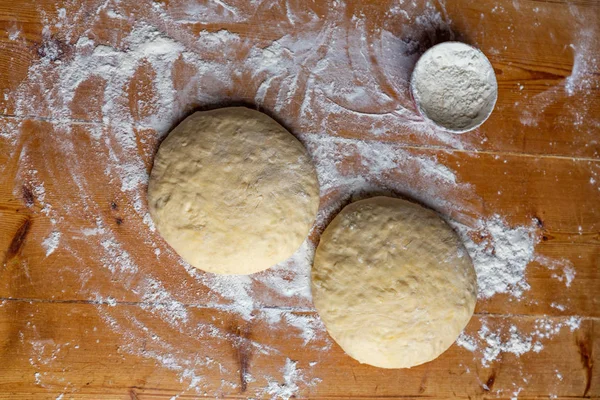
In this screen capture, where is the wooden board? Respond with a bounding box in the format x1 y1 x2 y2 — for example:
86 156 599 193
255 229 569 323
0 0 598 398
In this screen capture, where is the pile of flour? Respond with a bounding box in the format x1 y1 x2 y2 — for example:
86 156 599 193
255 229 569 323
411 42 498 132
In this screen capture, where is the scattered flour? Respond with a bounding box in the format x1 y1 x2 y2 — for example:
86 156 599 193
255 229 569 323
183 262 256 321
553 264 576 287
3 0 587 397
140 278 189 325
535 255 577 287
456 332 478 352
262 308 328 347
565 29 599 96
261 358 321 400
458 316 582 367
8 26 20 41
511 387 524 400
478 324 538 367
100 237 138 274
42 231 61 256
451 216 538 299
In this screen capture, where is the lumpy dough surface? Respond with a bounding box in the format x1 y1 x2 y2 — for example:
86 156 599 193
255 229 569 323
312 197 477 368
148 107 320 275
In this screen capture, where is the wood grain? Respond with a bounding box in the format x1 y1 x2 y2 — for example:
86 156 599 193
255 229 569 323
0 301 597 399
0 0 598 157
0 0 598 398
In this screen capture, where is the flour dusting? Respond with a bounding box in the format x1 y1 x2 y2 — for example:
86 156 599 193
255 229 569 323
261 358 321 400
140 278 189 324
42 231 61 257
565 29 599 96
535 255 577 288
458 317 582 367
2 0 589 397
452 216 538 299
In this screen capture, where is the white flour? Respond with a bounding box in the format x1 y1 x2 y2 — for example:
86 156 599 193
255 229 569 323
411 42 498 132
2 0 588 398
458 316 581 367
535 255 577 287
42 231 61 257
451 216 537 299
565 28 598 96
261 358 321 399
139 278 189 324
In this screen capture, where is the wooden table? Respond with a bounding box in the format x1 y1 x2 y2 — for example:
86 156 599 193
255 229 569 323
0 0 598 398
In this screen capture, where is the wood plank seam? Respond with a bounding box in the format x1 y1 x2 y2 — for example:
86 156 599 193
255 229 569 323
2 116 599 163
1 297 598 321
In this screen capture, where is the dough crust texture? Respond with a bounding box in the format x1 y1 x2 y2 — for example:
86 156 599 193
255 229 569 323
148 107 320 275
312 197 477 368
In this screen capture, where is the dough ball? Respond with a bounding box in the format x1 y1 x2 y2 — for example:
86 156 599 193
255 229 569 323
148 107 320 275
312 197 477 368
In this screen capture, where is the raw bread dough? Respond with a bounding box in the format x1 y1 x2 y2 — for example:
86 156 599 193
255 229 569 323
312 197 477 369
148 107 320 275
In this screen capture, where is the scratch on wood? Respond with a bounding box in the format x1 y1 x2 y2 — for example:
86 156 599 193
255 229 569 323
4 217 32 264
418 371 429 394
129 388 139 400
576 331 593 397
522 67 566 81
230 322 252 393
22 185 34 207
485 370 497 391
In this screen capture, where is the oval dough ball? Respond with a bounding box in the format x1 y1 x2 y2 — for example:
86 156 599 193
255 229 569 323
312 197 477 369
148 107 320 275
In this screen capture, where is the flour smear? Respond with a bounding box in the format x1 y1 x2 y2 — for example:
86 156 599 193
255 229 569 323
1 0 587 398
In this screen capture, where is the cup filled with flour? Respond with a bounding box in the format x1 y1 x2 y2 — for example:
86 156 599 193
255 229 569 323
410 41 498 133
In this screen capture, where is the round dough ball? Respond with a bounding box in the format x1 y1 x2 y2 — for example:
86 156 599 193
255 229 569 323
312 197 477 369
148 107 320 275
